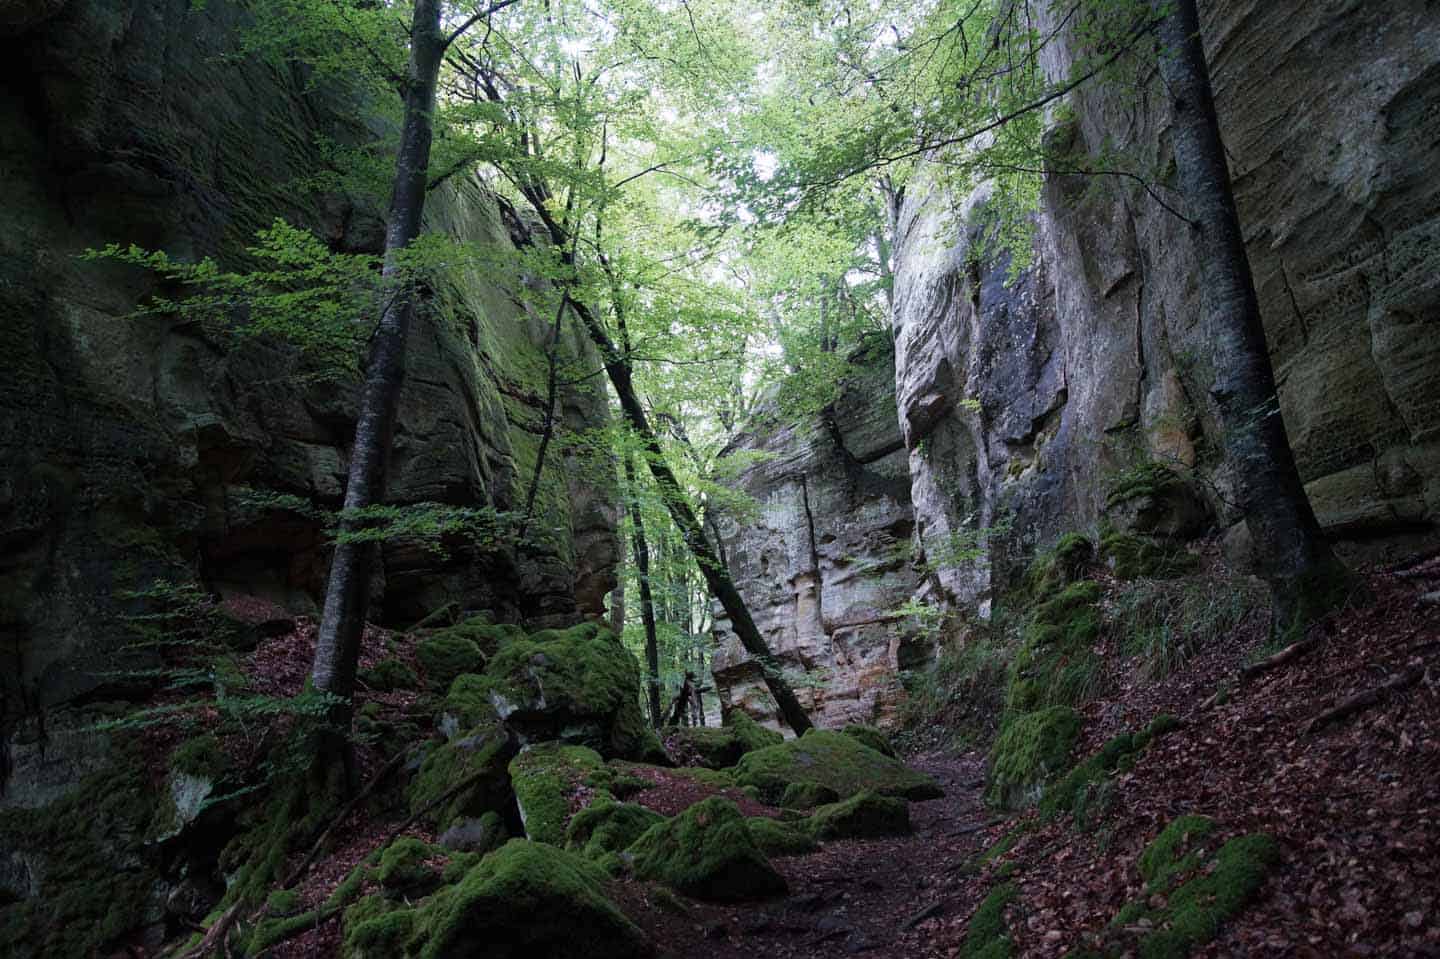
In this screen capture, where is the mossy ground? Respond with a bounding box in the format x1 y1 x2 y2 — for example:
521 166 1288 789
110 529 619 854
1099 531 1199 581
1039 715 1179 826
735 729 943 804
960 882 1016 959
628 796 787 901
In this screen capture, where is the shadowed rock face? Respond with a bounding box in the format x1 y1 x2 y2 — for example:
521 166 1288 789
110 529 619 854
710 341 929 731
0 0 617 715
890 0 1440 609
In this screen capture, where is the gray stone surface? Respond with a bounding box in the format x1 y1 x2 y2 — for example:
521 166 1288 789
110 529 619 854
711 342 928 729
888 0 1440 604
0 0 617 718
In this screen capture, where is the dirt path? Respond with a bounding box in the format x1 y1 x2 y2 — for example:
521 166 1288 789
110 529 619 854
618 750 1001 959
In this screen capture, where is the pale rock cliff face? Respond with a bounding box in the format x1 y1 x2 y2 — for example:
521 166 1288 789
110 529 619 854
891 0 1440 607
0 0 617 718
710 343 927 730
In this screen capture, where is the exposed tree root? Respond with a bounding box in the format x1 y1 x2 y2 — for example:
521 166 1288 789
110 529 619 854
1303 664 1427 735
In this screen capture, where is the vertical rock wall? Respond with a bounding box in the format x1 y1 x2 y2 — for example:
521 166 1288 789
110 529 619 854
0 0 617 717
710 342 927 729
890 0 1440 608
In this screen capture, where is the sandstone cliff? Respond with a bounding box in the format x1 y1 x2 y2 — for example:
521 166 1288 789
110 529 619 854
0 0 617 718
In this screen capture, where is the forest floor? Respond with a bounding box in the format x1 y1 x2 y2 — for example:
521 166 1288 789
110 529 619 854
255 555 1439 959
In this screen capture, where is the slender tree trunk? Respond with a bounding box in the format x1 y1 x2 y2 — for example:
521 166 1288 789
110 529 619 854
518 291 570 541
624 453 663 728
566 301 813 733
309 0 446 711
1155 0 1352 633
608 551 626 636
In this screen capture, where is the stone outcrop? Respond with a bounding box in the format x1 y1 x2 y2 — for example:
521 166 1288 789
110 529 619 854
710 341 926 729
890 0 1440 608
0 0 617 719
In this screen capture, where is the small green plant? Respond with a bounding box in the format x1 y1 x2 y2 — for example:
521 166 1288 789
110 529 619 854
1111 573 1265 679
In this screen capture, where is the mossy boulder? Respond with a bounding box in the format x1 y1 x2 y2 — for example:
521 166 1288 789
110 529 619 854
353 839 651 959
438 673 502 739
484 622 661 760
407 722 516 830
1023 533 1094 598
1099 531 1199 580
746 817 818 857
377 838 443 897
807 790 911 840
780 780 840 809
735 729 943 804
661 725 746 768
416 632 486 692
508 743 606 846
359 658 421 692
840 723 896 758
723 709 785 753
1104 463 1208 542
628 797 787 901
985 706 1083 809
437 811 506 855
565 797 666 867
1005 580 1103 715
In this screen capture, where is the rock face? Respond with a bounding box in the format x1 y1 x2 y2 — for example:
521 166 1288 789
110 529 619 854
890 0 1440 606
0 0 617 717
710 341 925 729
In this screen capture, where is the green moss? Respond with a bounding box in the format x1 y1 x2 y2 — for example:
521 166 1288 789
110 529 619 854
628 796 787 901
342 893 413 958
1005 580 1104 715
359 658 420 692
0 744 164 958
1040 715 1179 826
428 616 527 658
662 725 746 768
780 780 840 809
1024 533 1095 597
1139 814 1216 888
807 790 911 840
377 837 441 895
411 839 649 959
170 732 228 780
565 798 665 865
407 723 515 829
960 882 1017 959
735 730 943 804
1105 462 1182 509
664 765 738 790
440 673 500 735
1100 532 1198 580
723 709 784 753
746 817 818 857
416 633 486 691
985 706 1083 809
1111 824 1279 959
484 622 657 759
266 888 303 917
509 743 606 846
840 723 896 757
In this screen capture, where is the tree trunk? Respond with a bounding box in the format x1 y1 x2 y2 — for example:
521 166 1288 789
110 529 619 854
567 302 813 733
625 453 664 728
1155 0 1352 634
309 0 446 711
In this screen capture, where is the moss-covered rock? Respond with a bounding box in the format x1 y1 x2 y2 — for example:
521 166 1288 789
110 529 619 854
840 723 897 758
509 743 607 846
411 839 650 959
746 817 818 857
565 797 666 868
1005 581 1104 715
662 725 746 768
359 658 421 692
484 622 661 759
1100 531 1199 580
807 790 911 840
780 780 841 809
407 722 516 830
377 837 443 896
735 730 943 804
439 673 501 739
170 733 229 780
342 894 414 959
628 796 787 901
1023 533 1094 598
723 708 785 753
985 706 1083 809
437 811 506 856
1139 814 1217 889
416 632 486 692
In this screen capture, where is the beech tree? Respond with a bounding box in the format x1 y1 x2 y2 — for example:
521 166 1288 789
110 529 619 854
1152 0 1352 631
